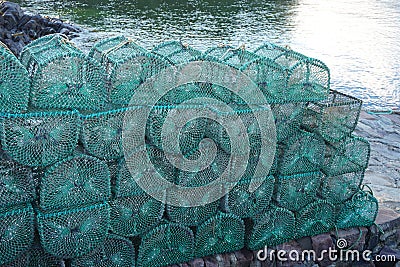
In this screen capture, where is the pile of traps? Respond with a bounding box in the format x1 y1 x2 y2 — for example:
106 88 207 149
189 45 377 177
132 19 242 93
0 34 378 267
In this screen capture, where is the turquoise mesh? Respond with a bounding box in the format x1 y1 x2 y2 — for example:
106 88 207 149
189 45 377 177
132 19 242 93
146 104 207 155
87 35 128 64
278 129 325 175
152 41 202 64
194 212 244 258
203 45 235 62
89 37 170 105
7 245 64 267
246 205 295 250
320 170 364 204
274 171 322 212
0 204 34 265
110 194 164 237
1 110 80 167
222 176 275 218
302 90 362 142
0 157 35 207
37 202 110 259
271 102 305 142
81 107 141 160
254 43 330 102
22 35 107 110
295 200 335 239
0 42 30 113
19 34 68 67
336 190 378 229
241 58 287 103
115 146 176 198
39 155 110 211
137 221 194 267
323 135 370 176
71 234 135 267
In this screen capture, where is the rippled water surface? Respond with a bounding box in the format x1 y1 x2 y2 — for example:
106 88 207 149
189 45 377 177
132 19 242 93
16 0 400 110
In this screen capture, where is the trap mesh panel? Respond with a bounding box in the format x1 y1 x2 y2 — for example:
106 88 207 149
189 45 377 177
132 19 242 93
81 107 141 160
70 234 135 267
273 51 330 102
278 129 325 175
90 39 170 105
203 45 235 62
246 205 295 250
166 148 227 226
0 158 35 207
152 41 202 65
39 155 110 211
37 202 110 259
110 194 164 237
320 170 364 204
115 145 176 198
295 200 335 239
156 82 213 105
0 42 29 113
0 204 34 265
255 43 330 102
19 34 68 68
254 42 290 61
87 35 128 64
271 102 305 142
240 58 287 103
1 110 80 167
323 135 370 176
137 222 194 267
336 190 378 229
23 36 106 110
302 90 362 142
194 212 244 258
274 171 322 212
7 246 65 267
146 104 207 155
222 176 275 218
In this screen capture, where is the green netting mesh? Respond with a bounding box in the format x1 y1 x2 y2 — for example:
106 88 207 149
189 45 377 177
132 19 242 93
89 37 170 105
137 221 194 267
19 34 68 68
70 234 135 267
336 190 378 229
254 43 330 102
320 170 364 204
222 176 275 218
37 202 110 259
277 129 324 175
115 145 176 198
6 245 64 267
195 212 244 258
323 135 370 176
295 200 335 239
0 42 30 113
152 41 202 64
87 35 128 64
274 171 322 212
245 205 295 250
302 90 362 142
39 155 110 211
110 194 164 237
270 102 305 142
81 107 141 160
253 42 289 61
0 157 35 207
166 148 225 226
1 110 80 167
22 35 107 110
146 104 207 155
203 45 235 62
0 204 34 265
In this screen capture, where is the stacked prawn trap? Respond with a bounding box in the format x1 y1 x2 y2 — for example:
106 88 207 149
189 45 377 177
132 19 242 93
0 34 378 266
